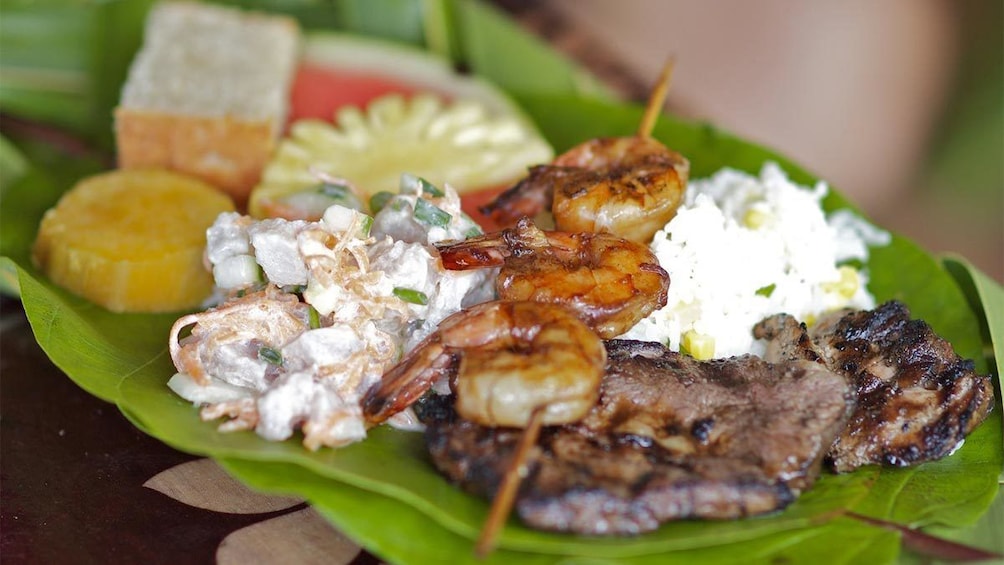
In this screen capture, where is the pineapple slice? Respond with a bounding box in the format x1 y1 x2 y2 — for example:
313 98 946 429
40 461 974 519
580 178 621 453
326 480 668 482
249 93 553 219
32 169 234 313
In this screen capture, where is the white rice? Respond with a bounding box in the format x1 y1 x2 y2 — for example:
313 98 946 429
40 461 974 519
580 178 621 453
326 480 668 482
620 162 891 359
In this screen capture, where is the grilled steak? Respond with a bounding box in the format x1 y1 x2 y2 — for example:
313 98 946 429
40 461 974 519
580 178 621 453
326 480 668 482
417 340 855 535
754 300 994 472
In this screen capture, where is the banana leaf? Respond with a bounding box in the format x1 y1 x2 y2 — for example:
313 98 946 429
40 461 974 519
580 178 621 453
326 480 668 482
1 0 1001 563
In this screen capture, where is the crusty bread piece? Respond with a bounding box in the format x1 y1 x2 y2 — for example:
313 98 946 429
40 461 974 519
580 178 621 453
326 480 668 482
114 1 300 206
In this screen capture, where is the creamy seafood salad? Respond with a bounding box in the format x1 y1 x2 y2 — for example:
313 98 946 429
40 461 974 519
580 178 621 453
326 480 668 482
168 175 494 449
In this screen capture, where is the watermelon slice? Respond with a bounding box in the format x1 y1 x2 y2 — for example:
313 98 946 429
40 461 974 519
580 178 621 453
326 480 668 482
289 32 539 124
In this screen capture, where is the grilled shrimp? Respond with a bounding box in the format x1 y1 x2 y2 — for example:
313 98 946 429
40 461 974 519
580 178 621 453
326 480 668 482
479 59 688 244
483 136 688 244
361 300 606 428
437 217 669 339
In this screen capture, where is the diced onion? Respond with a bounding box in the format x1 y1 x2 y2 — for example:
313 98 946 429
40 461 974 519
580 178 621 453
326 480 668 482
213 254 262 290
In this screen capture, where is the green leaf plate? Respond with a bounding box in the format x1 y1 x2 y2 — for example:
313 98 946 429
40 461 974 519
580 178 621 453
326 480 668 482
2 1 1001 563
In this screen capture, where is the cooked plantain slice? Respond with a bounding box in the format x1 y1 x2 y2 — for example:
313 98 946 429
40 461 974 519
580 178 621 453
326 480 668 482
32 168 234 312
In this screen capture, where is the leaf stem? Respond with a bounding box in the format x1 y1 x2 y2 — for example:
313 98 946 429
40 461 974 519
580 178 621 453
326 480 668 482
0 112 112 166
848 511 1002 562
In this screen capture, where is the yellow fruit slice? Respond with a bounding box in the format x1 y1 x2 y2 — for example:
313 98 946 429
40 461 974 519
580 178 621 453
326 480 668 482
249 93 554 219
32 169 235 313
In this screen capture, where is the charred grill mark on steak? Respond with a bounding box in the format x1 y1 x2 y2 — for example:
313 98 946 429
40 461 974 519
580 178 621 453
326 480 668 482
419 395 797 535
754 300 994 473
577 341 856 492
416 340 854 535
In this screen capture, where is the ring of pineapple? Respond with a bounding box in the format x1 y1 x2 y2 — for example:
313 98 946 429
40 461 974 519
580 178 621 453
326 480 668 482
249 93 554 218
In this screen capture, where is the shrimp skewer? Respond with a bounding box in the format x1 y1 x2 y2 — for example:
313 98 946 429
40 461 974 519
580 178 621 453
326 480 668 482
437 217 669 339
475 405 546 558
362 300 606 427
480 57 688 244
362 300 606 556
635 57 675 138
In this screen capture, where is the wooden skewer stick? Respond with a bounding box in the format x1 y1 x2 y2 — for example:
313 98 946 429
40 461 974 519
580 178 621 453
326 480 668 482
474 405 547 559
636 56 676 139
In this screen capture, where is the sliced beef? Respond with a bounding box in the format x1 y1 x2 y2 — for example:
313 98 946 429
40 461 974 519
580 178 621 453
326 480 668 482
576 340 856 493
754 300 995 473
417 340 855 535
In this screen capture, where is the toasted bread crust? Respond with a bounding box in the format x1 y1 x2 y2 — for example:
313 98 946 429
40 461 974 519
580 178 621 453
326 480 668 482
115 108 277 206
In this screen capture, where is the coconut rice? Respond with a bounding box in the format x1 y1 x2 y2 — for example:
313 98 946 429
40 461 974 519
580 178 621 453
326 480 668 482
621 162 891 359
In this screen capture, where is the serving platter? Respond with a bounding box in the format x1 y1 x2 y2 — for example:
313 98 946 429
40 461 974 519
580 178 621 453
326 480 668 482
2 1 1002 563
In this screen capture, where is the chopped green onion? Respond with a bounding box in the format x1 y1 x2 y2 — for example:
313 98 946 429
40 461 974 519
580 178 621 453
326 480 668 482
460 212 484 237
400 173 444 197
755 284 776 298
318 181 349 197
279 182 365 218
316 181 364 211
414 198 451 227
393 287 429 305
359 214 374 237
235 282 267 298
418 177 444 197
283 284 307 295
258 346 283 366
322 206 372 238
308 305 321 329
369 191 395 214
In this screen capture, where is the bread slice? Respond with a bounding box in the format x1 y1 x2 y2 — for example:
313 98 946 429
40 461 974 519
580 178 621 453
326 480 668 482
114 1 300 206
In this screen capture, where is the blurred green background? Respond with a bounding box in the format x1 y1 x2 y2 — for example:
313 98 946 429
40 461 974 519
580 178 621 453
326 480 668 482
908 0 1002 283
1 0 1001 283
544 0 1002 283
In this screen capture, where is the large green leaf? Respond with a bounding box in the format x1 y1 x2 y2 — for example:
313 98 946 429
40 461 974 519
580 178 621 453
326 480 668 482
849 414 1002 527
943 256 1004 400
15 261 179 403
216 456 903 565
1 0 1001 563
9 99 1001 560
115 363 876 557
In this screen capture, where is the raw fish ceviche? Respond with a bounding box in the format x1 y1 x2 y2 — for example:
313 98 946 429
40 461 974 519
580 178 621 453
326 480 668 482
168 178 494 450
1 2 1001 564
